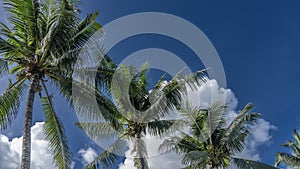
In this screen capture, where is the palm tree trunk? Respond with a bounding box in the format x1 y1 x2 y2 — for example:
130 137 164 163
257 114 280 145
21 77 37 169
135 133 146 169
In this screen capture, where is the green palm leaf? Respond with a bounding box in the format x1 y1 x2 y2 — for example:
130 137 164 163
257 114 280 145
0 78 26 130
0 0 105 168
275 130 300 168
48 72 121 128
0 58 8 78
41 84 71 169
281 140 300 157
182 151 213 168
85 137 127 169
0 36 26 57
73 10 102 44
222 104 261 153
159 136 182 153
3 0 40 53
40 0 78 62
146 120 178 138
160 103 273 169
275 152 300 168
76 122 119 140
233 158 278 169
0 22 30 56
160 134 202 155
178 103 209 141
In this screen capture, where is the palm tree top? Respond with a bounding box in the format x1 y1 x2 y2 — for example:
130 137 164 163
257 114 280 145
0 0 104 168
275 129 300 168
76 64 208 169
160 103 277 169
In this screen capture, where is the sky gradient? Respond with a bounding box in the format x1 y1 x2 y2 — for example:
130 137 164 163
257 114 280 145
0 0 300 168
80 0 300 166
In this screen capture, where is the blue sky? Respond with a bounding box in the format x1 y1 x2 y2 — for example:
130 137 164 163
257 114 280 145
81 0 300 165
0 0 300 168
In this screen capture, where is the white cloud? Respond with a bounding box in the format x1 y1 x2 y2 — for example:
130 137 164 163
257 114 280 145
0 135 20 169
185 79 238 109
0 122 57 169
118 143 135 169
78 147 98 166
118 135 184 169
118 79 276 169
225 110 276 162
234 119 276 161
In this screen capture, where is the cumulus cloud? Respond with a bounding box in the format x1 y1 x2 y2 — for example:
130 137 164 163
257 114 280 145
118 79 276 169
0 122 57 169
225 109 277 162
235 120 276 160
78 147 98 166
0 135 20 169
184 79 238 109
118 135 184 169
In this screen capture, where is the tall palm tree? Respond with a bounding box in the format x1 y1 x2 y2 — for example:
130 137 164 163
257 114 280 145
160 103 277 169
275 129 300 168
0 0 103 168
77 64 207 169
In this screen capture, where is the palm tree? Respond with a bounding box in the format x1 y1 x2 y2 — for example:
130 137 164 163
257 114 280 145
0 0 103 168
275 129 300 168
77 64 207 169
160 103 277 169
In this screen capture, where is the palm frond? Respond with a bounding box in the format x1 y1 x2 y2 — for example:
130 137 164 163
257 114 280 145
291 129 300 156
181 151 212 168
109 65 143 119
48 72 122 129
225 113 260 154
85 137 127 169
38 0 54 38
159 136 182 154
143 69 208 122
95 55 117 92
76 122 119 140
160 134 202 155
141 76 182 122
111 65 208 122
0 78 26 130
72 10 102 44
2 0 39 49
53 12 103 75
40 0 78 62
294 129 300 147
225 129 249 154
70 54 115 90
0 36 27 57
9 64 26 75
0 58 8 78
0 22 30 56
226 103 255 132
205 103 226 137
275 152 300 168
41 83 71 169
159 103 266 169
146 120 178 138
181 69 208 93
233 157 278 169
178 103 209 141
281 140 300 157
222 104 260 153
